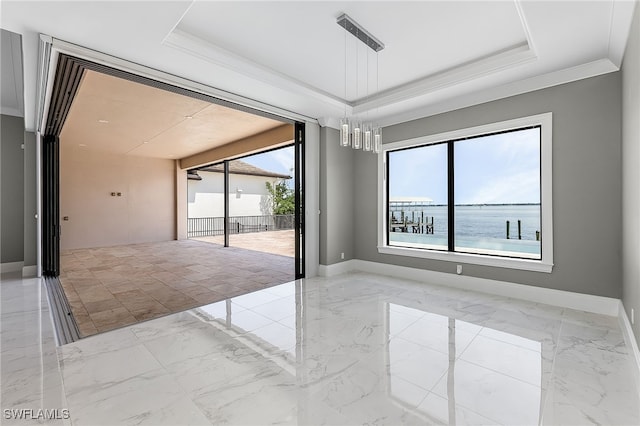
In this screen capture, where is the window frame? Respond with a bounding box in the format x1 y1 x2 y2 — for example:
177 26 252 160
377 113 553 273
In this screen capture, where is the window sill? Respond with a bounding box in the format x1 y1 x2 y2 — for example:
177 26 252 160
377 245 553 273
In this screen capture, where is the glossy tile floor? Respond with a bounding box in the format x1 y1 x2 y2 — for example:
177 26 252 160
2 271 640 425
1 273 67 426
60 239 294 336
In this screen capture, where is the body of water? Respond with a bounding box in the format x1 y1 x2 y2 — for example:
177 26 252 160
389 204 541 258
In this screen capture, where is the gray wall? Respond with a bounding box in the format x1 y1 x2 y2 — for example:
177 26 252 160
319 126 354 265
353 73 622 298
1 114 25 264
23 131 37 269
622 6 640 342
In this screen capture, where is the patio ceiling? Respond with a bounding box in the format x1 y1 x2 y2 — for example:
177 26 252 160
59 70 288 160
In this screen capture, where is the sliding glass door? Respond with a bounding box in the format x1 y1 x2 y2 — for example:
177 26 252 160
186 131 305 279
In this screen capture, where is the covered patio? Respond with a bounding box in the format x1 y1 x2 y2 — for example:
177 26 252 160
60 231 295 337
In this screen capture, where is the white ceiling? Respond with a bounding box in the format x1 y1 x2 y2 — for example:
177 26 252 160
0 1 637 132
177 1 528 101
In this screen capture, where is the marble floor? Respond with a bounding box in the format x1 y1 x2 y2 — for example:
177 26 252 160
2 270 640 425
1 272 68 426
60 239 294 337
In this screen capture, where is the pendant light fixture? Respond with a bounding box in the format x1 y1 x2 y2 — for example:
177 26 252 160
337 13 384 154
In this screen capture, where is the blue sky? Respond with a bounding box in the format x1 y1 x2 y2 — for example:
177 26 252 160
389 128 540 205
241 145 295 179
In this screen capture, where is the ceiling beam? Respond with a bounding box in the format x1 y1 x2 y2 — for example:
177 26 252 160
179 123 294 170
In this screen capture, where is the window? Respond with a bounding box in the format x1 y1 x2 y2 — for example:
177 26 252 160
379 113 553 272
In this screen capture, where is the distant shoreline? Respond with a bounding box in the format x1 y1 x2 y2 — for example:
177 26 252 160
391 203 541 207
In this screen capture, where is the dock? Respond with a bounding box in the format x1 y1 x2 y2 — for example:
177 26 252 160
389 197 435 234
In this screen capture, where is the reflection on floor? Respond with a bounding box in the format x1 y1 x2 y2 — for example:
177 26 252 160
4 271 638 425
1 273 68 425
60 239 294 337
192 229 295 258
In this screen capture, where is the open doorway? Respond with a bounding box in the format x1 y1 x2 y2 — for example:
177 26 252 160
44 55 304 339
188 145 296 258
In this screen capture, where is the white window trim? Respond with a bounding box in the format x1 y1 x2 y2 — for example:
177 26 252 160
377 112 554 273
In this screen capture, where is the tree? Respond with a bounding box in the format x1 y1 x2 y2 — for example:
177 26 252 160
266 180 295 215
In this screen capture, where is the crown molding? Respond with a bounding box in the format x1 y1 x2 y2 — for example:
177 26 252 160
321 58 619 131
377 58 619 129
607 0 638 67
165 26 539 122
163 0 633 130
353 0 537 114
0 106 24 117
353 42 536 114
163 28 348 112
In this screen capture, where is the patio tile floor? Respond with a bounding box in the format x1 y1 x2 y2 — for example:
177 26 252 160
192 229 295 257
60 234 294 337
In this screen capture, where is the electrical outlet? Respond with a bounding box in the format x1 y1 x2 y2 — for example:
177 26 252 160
341 252 345 260
456 264 462 275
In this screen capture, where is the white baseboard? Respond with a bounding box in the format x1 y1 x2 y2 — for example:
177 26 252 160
318 260 356 278
22 265 37 277
320 259 620 316
0 261 24 274
619 301 640 397
353 260 620 316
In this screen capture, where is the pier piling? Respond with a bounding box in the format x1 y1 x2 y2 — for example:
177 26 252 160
518 220 522 240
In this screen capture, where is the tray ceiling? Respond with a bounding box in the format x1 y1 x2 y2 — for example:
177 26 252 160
1 1 637 131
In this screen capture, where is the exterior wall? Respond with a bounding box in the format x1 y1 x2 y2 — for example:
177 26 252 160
60 143 175 250
622 5 640 343
187 171 282 218
176 164 188 240
1 114 25 264
319 126 354 265
352 73 622 298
